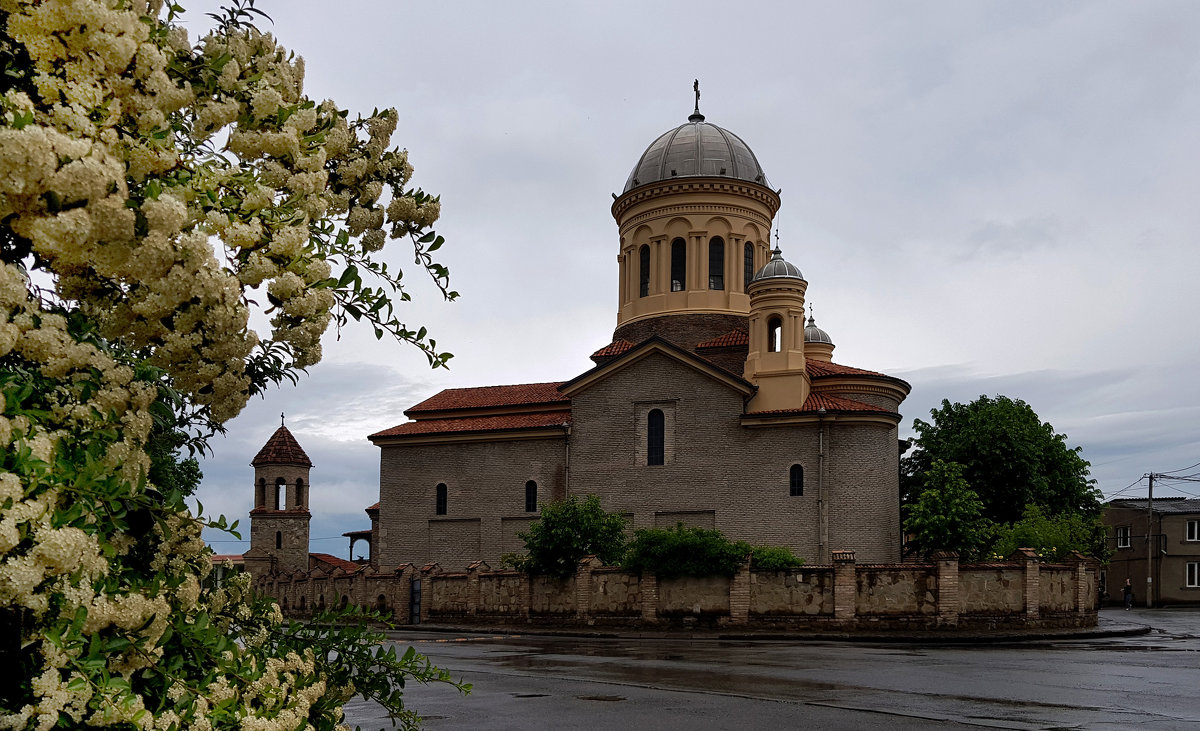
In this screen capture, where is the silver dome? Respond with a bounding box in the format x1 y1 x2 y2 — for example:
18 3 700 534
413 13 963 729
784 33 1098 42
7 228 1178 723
623 112 770 194
804 315 833 345
751 248 804 282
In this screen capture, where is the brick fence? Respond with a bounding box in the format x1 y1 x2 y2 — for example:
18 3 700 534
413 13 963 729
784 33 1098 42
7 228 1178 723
259 549 1099 631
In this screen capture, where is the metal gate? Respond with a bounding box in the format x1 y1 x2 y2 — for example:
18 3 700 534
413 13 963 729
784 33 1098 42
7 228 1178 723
409 579 421 625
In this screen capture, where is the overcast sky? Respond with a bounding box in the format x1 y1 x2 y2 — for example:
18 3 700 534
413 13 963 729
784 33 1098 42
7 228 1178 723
183 1 1200 557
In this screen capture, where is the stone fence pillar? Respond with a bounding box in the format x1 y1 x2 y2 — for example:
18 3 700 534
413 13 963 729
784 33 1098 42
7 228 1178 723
1010 548 1040 618
394 563 414 624
728 555 752 625
932 551 959 628
1069 551 1092 613
831 550 856 624
419 563 441 624
641 572 659 624
575 556 601 621
466 560 488 617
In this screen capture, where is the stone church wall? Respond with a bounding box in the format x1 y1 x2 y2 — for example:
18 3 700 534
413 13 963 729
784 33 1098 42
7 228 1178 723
376 437 566 571
264 553 1098 632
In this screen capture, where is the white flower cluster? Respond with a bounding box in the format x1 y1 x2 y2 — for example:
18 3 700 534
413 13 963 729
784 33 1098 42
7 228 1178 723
1 1 451 728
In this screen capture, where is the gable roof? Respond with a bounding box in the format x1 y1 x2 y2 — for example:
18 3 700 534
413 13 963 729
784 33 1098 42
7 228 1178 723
405 382 568 415
1107 498 1200 514
561 336 755 398
370 411 572 440
591 339 635 358
251 426 312 467
309 552 361 573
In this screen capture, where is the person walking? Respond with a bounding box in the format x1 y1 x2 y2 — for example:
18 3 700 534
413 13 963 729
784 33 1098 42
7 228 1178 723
1123 578 1134 610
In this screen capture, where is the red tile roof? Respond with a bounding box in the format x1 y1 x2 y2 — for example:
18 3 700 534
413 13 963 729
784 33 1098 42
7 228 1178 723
591 340 635 358
405 382 568 414
697 330 749 348
251 426 312 467
370 411 572 439
747 393 890 416
806 361 888 378
366 502 380 511
310 553 361 573
210 554 245 564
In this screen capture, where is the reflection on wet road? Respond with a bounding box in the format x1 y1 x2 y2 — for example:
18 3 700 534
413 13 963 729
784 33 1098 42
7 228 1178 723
342 608 1200 730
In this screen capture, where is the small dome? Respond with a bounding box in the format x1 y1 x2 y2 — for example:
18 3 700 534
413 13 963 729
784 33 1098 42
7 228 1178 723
623 111 770 194
804 315 833 345
751 248 804 282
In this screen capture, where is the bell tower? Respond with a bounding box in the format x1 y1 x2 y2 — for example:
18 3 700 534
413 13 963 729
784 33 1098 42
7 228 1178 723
243 417 312 580
744 247 811 412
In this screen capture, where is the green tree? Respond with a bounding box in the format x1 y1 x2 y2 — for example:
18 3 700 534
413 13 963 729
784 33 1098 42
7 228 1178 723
505 495 628 578
0 0 466 727
902 395 1100 525
903 460 992 560
989 504 1111 562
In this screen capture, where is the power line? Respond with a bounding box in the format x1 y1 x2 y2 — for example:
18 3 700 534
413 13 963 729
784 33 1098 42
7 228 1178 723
1159 460 1200 475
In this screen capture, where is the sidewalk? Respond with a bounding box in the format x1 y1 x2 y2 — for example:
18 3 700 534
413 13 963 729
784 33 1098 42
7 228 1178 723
387 610 1153 645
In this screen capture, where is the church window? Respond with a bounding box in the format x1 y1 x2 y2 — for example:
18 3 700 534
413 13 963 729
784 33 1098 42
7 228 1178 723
299 596 306 611
275 531 282 549
670 238 686 291
435 483 447 515
768 316 783 352
274 477 285 510
639 245 650 297
525 480 538 512
648 409 665 466
789 465 804 496
296 478 305 509
257 477 266 508
708 237 724 290
744 243 754 291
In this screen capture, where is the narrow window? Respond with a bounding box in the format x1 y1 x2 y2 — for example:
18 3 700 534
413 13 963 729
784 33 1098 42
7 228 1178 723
647 409 665 466
789 465 804 496
299 596 306 611
435 483 447 515
295 478 305 509
767 316 783 353
1116 526 1131 549
708 237 724 290
274 477 285 510
257 477 266 508
275 531 282 549
1189 562 1200 588
317 595 325 610
1188 520 1199 542
639 245 650 297
743 242 754 292
670 238 686 292
525 480 538 512
377 594 388 611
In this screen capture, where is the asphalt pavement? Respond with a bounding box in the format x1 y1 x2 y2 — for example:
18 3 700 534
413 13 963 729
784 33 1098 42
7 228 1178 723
343 607 1200 730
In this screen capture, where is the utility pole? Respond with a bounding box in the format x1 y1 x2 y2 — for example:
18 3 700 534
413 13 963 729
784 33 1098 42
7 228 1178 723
1146 472 1154 608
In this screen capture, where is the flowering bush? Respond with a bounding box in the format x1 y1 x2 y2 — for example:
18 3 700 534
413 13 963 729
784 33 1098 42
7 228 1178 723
0 0 464 728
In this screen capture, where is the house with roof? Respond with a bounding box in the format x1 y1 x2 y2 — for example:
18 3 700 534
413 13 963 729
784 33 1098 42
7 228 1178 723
245 95 911 579
1104 497 1200 605
355 97 910 572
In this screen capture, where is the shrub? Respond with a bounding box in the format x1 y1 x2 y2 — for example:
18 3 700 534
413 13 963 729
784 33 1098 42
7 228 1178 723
623 524 751 578
748 545 805 571
505 495 628 578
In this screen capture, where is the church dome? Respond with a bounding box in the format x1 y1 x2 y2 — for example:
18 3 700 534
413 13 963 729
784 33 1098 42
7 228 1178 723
751 248 804 282
804 315 833 345
623 110 770 194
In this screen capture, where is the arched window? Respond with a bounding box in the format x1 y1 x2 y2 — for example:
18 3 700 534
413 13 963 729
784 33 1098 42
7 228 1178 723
743 243 754 292
525 480 538 512
708 237 724 290
274 477 285 510
282 596 289 611
257 478 266 508
768 316 783 353
339 595 349 610
317 594 325 610
638 245 650 298
295 478 305 509
647 409 665 466
670 238 686 292
790 465 804 496
275 531 282 549
377 594 388 612
299 596 306 612
435 483 447 516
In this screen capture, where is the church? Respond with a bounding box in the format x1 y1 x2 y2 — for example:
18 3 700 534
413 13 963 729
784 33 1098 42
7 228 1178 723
245 95 911 578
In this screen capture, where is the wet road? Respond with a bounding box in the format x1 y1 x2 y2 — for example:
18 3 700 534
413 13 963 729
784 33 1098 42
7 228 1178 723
343 607 1200 730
